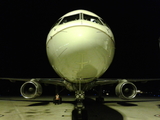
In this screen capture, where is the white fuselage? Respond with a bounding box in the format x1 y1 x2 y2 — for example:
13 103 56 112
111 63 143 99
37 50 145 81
46 10 115 83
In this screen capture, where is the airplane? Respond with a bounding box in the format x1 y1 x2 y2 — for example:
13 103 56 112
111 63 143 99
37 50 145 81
1 9 159 120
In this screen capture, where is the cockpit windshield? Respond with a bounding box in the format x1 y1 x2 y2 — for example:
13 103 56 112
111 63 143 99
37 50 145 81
83 14 103 25
59 14 79 25
53 13 106 27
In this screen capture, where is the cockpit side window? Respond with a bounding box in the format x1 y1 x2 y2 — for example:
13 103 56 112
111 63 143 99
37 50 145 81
83 14 103 25
100 18 110 28
59 14 79 25
50 18 62 29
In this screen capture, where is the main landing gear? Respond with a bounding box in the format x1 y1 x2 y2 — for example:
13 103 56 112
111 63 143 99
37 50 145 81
72 90 88 120
95 86 104 103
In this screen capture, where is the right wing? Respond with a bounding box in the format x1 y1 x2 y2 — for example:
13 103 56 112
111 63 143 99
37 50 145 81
0 78 65 86
0 78 67 99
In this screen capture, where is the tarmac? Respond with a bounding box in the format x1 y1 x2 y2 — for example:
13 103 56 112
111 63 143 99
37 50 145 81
0 95 160 120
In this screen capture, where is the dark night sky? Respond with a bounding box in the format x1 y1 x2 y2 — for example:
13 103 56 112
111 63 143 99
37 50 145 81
0 0 160 79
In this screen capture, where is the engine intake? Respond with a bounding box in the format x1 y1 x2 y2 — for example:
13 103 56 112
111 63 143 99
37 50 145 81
115 82 137 100
20 79 42 99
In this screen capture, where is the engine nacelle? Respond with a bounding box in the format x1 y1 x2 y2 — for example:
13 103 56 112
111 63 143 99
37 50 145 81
115 81 137 100
20 79 42 99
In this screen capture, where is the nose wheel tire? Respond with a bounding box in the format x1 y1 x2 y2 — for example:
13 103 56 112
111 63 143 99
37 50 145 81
72 109 88 120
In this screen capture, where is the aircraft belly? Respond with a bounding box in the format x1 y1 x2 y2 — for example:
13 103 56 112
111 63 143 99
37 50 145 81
46 26 115 83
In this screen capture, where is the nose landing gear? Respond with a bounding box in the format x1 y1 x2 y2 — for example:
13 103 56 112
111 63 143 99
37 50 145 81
72 90 88 120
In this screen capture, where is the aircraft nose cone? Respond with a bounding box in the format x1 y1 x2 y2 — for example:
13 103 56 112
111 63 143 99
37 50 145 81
46 26 115 83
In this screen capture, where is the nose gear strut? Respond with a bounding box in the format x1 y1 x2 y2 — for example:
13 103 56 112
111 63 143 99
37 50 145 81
72 78 88 120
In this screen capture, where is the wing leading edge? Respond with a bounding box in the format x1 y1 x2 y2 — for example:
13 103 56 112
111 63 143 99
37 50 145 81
95 78 160 86
0 78 65 86
1 77 160 87
1 78 160 100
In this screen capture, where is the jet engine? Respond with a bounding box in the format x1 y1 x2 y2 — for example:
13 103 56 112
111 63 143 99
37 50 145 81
20 79 42 99
115 81 137 100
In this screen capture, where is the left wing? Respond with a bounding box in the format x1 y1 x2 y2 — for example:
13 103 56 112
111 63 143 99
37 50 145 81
95 78 160 86
95 78 160 100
